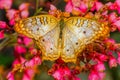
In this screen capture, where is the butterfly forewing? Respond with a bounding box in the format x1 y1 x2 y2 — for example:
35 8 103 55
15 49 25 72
14 15 58 40
62 17 109 63
14 15 60 61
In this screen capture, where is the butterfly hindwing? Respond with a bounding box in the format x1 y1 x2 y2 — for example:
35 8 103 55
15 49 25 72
61 26 85 62
36 26 60 61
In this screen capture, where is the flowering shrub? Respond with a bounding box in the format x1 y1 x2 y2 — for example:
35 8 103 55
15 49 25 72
0 0 120 80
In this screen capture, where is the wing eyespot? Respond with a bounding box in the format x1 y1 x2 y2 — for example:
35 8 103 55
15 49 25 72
50 48 53 50
67 49 69 52
83 31 86 34
37 28 39 31
42 39 45 42
76 42 78 45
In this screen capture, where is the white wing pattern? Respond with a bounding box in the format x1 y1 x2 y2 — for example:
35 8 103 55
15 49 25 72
14 15 60 61
62 17 109 62
14 15 109 63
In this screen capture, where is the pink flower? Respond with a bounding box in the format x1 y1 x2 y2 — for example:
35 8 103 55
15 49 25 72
105 38 115 44
89 70 105 80
0 30 4 39
19 3 29 11
117 56 120 65
65 1 73 12
0 0 13 9
6 9 19 20
6 9 20 25
73 76 81 80
107 0 120 14
20 10 29 18
52 67 71 80
115 0 120 14
23 37 32 46
109 56 117 68
72 0 81 7
65 0 87 13
17 38 23 44
0 21 7 29
98 72 106 80
50 63 73 80
14 45 26 55
29 47 38 55
117 52 120 64
9 18 15 26
94 62 105 72
112 19 120 31
106 2 115 10
50 4 57 11
7 72 14 80
22 69 35 80
19 3 30 18
105 38 117 50
25 56 42 67
108 13 120 31
49 4 58 15
6 3 29 25
96 53 108 62
78 2 87 13
52 69 63 80
12 56 26 67
88 71 99 80
91 2 103 11
108 12 117 23
33 56 42 65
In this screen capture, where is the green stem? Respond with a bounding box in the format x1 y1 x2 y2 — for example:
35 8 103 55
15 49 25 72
0 37 10 51
0 33 17 51
36 0 39 12
34 8 42 16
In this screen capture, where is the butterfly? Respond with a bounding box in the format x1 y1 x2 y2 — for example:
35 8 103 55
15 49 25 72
14 15 109 63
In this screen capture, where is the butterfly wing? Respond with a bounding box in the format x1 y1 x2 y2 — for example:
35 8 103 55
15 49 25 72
35 26 60 61
14 15 60 61
61 17 109 63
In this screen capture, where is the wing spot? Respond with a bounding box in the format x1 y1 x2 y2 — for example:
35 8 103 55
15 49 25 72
83 31 86 34
76 42 78 45
37 28 39 31
67 49 69 52
50 48 53 50
42 39 45 42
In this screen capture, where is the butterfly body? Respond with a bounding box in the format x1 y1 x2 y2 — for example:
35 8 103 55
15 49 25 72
14 15 109 63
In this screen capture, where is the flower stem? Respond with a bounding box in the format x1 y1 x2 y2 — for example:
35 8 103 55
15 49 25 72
0 33 17 51
36 0 39 12
34 8 42 16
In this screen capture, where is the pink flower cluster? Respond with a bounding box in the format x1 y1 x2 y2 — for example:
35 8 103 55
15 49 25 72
0 0 42 80
0 0 30 39
65 0 120 31
0 21 7 39
7 56 41 80
0 0 120 80
0 0 13 9
6 3 29 26
49 60 80 80
65 0 87 14
107 0 120 14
